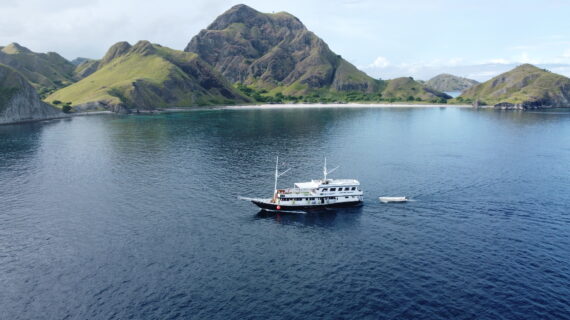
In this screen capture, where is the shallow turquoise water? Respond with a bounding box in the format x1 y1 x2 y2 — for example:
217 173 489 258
1 107 569 319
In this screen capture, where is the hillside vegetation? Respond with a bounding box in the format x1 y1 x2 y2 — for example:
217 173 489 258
459 64 570 109
47 41 250 112
0 43 75 97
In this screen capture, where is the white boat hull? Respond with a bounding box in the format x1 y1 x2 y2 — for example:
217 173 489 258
379 196 408 203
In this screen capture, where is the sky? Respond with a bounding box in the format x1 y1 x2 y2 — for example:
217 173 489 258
1 0 569 81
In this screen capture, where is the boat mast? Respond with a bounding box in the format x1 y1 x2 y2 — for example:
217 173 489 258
323 157 339 181
323 157 327 181
274 156 290 197
274 156 279 193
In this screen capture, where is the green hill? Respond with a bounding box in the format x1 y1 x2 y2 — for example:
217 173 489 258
383 77 450 102
46 41 250 112
460 64 570 109
0 43 75 97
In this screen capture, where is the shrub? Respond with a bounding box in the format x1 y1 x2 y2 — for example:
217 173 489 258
62 103 72 113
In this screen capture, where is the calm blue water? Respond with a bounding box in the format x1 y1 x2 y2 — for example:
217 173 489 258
1 107 570 319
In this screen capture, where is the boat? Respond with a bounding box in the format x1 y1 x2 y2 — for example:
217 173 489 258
240 157 363 212
379 196 408 203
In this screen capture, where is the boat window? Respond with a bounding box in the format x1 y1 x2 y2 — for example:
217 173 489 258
322 188 328 192
330 188 336 191
351 187 356 190
345 196 350 199
344 187 349 191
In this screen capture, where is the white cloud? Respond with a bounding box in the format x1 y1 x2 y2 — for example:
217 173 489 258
369 56 390 68
563 49 570 58
515 52 540 64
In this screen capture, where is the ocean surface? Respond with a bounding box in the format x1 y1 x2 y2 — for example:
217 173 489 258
1 106 570 319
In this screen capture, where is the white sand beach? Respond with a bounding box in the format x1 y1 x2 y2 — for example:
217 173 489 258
216 103 472 110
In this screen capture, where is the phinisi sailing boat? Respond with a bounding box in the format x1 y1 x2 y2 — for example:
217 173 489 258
240 157 363 212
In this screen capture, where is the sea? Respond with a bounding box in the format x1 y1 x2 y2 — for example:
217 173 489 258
1 106 569 319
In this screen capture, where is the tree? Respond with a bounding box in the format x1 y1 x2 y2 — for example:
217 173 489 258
52 100 62 105
62 102 72 113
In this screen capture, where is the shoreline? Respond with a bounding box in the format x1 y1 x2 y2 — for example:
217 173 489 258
163 103 472 112
1 111 114 126
1 104 470 126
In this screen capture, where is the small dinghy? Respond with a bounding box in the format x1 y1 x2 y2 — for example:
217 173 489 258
379 196 408 203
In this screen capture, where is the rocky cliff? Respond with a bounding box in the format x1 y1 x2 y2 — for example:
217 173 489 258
426 74 479 92
0 64 63 124
460 64 570 109
185 4 380 95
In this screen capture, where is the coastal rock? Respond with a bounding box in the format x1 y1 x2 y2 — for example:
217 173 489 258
73 100 129 114
0 64 63 124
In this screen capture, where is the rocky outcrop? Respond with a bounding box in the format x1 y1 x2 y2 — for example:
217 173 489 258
0 64 63 124
461 64 570 109
426 74 479 92
185 4 380 94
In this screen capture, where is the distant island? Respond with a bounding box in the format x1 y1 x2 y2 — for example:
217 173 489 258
426 74 479 93
1 4 570 124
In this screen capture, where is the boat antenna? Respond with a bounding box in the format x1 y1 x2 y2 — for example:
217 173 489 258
323 157 339 181
274 156 291 195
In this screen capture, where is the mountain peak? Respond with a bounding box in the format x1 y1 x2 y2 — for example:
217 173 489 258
131 40 156 56
185 5 332 88
2 42 32 54
208 4 263 30
101 41 132 66
512 63 541 72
